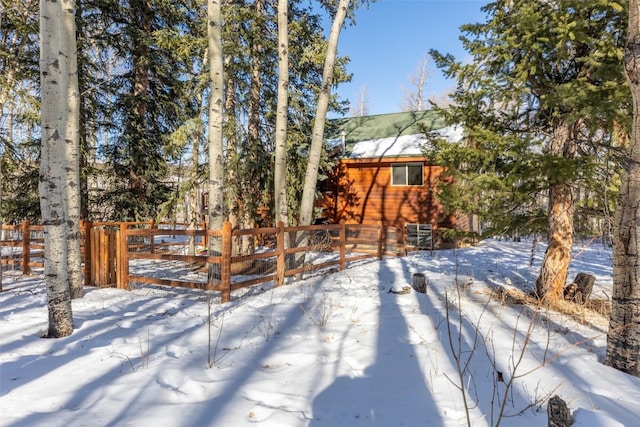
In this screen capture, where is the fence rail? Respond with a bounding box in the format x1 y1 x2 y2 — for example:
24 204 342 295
0 221 44 275
1 220 405 301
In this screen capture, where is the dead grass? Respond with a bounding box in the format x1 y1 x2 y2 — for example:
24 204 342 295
488 286 611 327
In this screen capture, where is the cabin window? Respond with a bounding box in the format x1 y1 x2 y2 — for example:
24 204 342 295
391 163 423 186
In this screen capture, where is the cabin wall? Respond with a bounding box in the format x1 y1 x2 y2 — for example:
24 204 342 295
319 158 454 231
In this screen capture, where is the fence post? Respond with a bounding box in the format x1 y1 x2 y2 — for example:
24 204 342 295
149 218 155 254
83 221 92 286
22 220 30 275
201 221 207 248
118 223 129 290
220 221 232 303
101 227 110 287
377 222 383 260
276 221 285 286
339 222 346 270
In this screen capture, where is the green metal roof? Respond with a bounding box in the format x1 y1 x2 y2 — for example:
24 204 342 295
325 110 448 145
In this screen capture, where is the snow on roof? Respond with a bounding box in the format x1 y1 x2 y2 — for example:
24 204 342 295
435 125 464 143
348 125 463 159
350 134 427 158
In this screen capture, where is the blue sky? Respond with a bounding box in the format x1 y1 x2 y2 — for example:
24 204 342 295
334 0 489 116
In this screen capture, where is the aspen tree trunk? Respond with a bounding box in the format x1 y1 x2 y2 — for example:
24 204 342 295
64 0 83 299
606 0 640 376
207 0 224 282
240 4 263 247
188 88 203 256
39 0 75 337
224 68 241 254
298 0 350 228
274 0 289 227
0 131 2 290
75 0 91 222
535 122 576 301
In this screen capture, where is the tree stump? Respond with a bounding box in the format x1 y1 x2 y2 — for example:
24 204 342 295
548 395 573 427
412 273 427 293
564 272 595 303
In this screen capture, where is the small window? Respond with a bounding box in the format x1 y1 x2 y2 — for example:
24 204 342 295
391 163 423 186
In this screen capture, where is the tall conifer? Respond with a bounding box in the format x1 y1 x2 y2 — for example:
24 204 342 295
430 0 630 300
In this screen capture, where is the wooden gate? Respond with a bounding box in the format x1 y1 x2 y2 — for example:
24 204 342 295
89 226 119 288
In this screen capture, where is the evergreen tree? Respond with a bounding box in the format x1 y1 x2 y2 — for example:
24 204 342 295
606 0 640 378
429 0 630 300
0 0 41 223
2 0 351 228
220 0 350 228
93 0 200 221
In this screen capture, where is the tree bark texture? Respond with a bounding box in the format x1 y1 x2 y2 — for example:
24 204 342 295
298 0 350 228
606 0 640 376
39 0 75 337
274 0 289 227
64 0 83 299
126 0 153 219
535 122 576 301
207 0 224 243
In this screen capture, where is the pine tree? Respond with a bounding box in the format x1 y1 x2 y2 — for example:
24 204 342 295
94 0 199 221
3 0 351 228
0 0 41 223
429 0 630 301
220 0 350 229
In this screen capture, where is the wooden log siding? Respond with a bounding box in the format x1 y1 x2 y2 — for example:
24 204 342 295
320 156 453 232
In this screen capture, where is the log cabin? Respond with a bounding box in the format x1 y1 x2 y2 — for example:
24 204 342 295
318 110 476 249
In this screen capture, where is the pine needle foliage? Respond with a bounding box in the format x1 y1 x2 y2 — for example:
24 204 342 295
428 0 630 239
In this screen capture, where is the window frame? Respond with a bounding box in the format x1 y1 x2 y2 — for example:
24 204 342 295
391 162 424 186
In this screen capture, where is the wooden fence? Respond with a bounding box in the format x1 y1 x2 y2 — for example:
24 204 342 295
1 219 162 283
1 220 404 301
0 221 44 275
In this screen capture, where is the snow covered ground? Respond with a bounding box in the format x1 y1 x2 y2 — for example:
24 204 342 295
1 238 639 426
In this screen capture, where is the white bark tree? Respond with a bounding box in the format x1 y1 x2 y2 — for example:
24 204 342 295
0 130 3 291
606 0 640 377
400 55 432 112
207 0 224 279
274 0 289 226
207 0 224 232
63 0 83 299
349 83 370 116
39 0 76 337
298 0 350 228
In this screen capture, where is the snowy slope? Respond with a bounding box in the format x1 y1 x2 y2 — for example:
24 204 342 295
1 238 638 427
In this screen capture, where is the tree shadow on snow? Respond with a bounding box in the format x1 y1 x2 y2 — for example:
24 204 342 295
309 258 443 426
